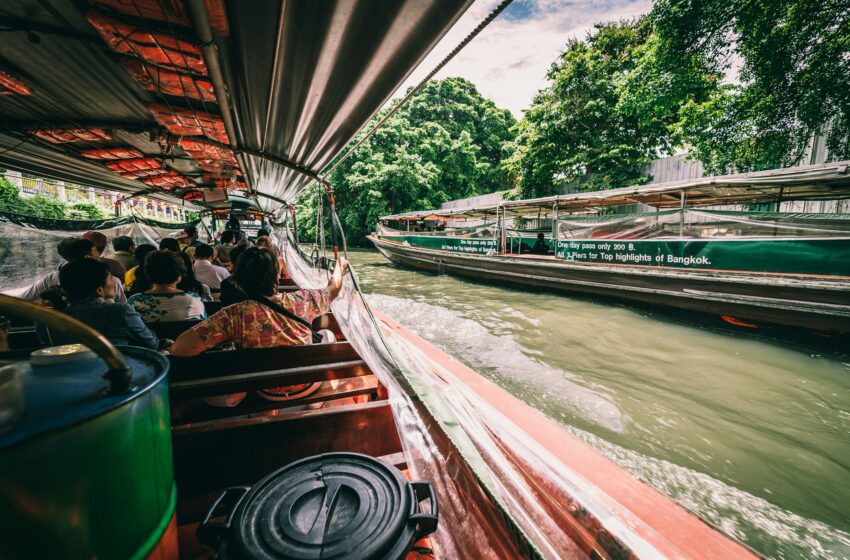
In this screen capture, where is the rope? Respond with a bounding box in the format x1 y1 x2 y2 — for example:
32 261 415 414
323 0 514 177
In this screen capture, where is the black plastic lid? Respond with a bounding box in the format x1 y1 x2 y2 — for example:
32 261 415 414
225 453 431 560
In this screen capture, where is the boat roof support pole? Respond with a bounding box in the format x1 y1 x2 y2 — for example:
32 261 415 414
679 190 686 238
499 204 507 255
552 198 559 251
187 0 248 190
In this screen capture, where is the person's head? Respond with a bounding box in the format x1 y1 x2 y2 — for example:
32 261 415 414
144 250 185 287
82 231 108 255
175 251 202 292
256 228 270 239
159 237 181 252
57 237 96 262
112 235 135 254
255 236 279 257
537 232 545 241
228 244 248 269
184 225 198 240
59 258 115 302
234 247 279 297
194 243 215 261
134 244 157 267
220 230 235 245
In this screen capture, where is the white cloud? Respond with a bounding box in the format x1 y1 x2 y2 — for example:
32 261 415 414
394 0 653 118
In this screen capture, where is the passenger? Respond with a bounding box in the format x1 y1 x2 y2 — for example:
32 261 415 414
125 244 157 295
225 213 241 233
36 259 158 349
127 251 207 323
176 251 212 301
83 231 126 280
532 233 550 255
18 237 126 303
159 237 181 252
110 235 136 270
218 244 248 306
193 243 230 290
171 248 348 405
255 235 291 279
184 225 202 248
215 230 237 269
256 227 271 239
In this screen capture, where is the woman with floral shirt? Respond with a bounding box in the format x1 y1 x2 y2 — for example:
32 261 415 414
128 250 206 323
170 247 348 405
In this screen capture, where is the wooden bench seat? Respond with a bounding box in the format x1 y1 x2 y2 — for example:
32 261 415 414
167 342 370 401
171 376 381 424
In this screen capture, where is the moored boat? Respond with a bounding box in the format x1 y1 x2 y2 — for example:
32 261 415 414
371 163 850 333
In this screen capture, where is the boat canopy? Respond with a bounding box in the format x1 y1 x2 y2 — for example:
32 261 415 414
0 0 474 212
380 161 850 220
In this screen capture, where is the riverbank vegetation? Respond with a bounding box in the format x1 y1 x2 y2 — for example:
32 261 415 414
0 176 107 220
298 0 848 245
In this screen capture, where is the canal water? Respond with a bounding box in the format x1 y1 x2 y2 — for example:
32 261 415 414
349 249 850 560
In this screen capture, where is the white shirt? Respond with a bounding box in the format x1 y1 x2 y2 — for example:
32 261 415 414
17 269 126 303
193 259 230 290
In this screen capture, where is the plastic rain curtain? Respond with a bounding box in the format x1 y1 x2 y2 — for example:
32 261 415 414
0 212 201 293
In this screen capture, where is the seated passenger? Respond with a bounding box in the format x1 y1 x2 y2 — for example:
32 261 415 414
83 231 126 280
176 251 212 301
127 251 207 323
124 244 157 295
255 235 291 279
218 244 248 306
18 237 126 303
110 235 137 271
37 259 158 349
193 243 230 290
215 230 237 269
531 233 550 255
159 237 181 252
170 248 348 405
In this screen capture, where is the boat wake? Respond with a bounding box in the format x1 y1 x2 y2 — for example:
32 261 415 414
366 292 850 560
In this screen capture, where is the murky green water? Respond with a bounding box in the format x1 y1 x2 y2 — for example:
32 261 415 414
349 249 850 560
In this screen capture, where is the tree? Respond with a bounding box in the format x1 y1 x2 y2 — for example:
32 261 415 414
508 18 720 198
652 0 850 172
68 202 106 220
301 77 516 245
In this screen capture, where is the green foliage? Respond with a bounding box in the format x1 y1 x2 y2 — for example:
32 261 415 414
508 18 720 198
68 202 106 220
652 0 850 172
0 177 112 220
308 78 516 245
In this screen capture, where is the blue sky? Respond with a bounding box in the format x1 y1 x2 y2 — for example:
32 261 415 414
396 0 653 117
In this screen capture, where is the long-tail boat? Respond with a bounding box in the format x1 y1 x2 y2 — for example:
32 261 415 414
371 163 850 333
0 1 763 558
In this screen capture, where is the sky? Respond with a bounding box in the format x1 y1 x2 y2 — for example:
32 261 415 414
395 0 653 118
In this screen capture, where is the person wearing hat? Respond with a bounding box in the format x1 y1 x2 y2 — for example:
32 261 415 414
83 231 126 281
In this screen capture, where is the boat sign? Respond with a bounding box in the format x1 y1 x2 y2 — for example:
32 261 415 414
557 238 850 276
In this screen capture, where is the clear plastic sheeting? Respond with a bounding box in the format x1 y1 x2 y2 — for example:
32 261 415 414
557 209 850 241
278 228 748 559
0 214 195 293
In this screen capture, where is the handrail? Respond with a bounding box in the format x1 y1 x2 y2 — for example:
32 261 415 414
0 294 132 393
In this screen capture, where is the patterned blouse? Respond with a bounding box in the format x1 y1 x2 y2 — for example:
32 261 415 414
127 292 207 323
191 288 331 350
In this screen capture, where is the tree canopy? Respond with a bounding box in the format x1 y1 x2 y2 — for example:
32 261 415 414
652 0 850 174
507 18 721 198
297 77 516 245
